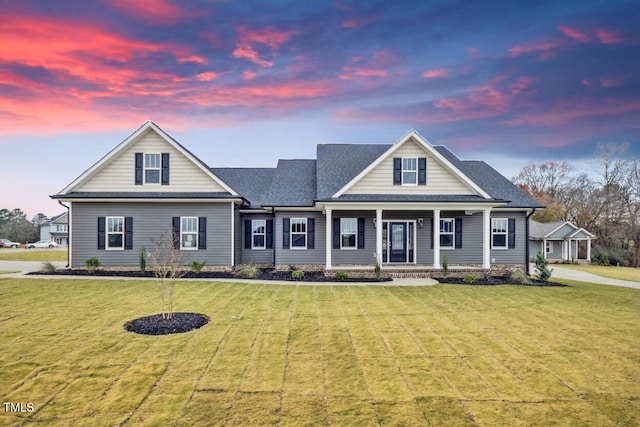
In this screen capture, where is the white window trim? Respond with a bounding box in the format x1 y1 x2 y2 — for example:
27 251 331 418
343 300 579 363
290 218 307 250
340 218 357 250
252 219 266 250
440 218 455 249
180 216 198 250
546 241 554 253
401 157 418 186
144 153 161 185
106 216 124 251
491 218 508 249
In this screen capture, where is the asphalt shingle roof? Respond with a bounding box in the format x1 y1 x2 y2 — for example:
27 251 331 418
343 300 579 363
211 168 275 208
262 159 317 206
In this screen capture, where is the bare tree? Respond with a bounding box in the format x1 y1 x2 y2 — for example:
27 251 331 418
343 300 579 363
150 229 186 319
512 161 572 222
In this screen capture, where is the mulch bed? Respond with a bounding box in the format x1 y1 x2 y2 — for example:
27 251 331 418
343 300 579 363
435 276 566 286
28 268 391 282
124 312 209 335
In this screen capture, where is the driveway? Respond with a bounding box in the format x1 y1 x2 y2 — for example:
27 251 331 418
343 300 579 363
0 260 67 276
531 264 640 289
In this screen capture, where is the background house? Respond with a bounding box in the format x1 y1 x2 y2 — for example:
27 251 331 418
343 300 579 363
40 212 68 246
529 220 595 262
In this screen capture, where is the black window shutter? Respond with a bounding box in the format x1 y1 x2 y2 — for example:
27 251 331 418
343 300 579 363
198 217 207 249
135 152 143 185
357 218 365 249
124 217 133 250
393 158 402 185
172 217 180 249
266 219 273 249
307 218 315 249
244 220 252 249
418 158 427 185
508 218 516 249
97 217 105 250
283 218 290 249
430 218 434 249
333 218 340 249
161 153 170 185
455 218 462 249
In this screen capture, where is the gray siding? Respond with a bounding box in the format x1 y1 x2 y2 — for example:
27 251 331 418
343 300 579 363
490 211 527 264
71 202 232 267
275 211 325 265
239 213 275 265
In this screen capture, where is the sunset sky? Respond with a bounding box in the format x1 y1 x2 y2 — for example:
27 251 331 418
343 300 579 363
2 0 639 219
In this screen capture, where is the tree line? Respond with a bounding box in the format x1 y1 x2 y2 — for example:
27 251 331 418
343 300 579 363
0 209 50 244
512 143 640 267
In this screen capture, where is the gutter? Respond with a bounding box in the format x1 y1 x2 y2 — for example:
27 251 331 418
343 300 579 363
525 209 536 276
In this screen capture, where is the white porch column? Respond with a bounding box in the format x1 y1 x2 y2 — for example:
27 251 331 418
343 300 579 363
587 239 592 262
543 239 547 259
433 209 440 268
376 209 383 266
483 208 491 269
568 239 572 261
325 208 332 270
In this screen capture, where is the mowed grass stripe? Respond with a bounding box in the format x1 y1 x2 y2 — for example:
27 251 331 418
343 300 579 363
0 278 638 426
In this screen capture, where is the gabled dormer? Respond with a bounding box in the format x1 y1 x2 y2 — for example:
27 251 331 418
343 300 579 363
54 121 238 198
333 130 491 198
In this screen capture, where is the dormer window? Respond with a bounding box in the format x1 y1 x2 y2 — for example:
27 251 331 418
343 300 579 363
144 154 161 184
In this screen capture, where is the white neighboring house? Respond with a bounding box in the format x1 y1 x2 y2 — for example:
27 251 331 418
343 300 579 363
40 212 69 246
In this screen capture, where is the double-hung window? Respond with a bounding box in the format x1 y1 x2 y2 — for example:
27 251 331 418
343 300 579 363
290 218 307 249
144 153 161 184
181 217 198 249
402 158 418 185
252 219 266 249
492 218 508 249
107 216 124 250
440 218 454 248
340 218 357 249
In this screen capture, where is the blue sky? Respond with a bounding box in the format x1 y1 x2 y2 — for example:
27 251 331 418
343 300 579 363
1 0 639 218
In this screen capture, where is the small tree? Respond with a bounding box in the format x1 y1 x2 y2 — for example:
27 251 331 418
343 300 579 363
534 251 553 281
150 230 185 320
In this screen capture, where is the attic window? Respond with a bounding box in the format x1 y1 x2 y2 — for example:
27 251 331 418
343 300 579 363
144 154 161 184
402 158 417 185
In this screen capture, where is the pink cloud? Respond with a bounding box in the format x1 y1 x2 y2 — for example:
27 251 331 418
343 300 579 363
422 68 449 79
508 40 564 59
177 55 207 64
196 72 219 82
510 76 537 94
342 17 373 28
558 25 590 43
581 79 592 87
466 47 479 57
232 26 296 67
594 28 627 44
232 44 273 67
339 50 397 80
599 77 616 87
109 0 195 25
242 69 257 80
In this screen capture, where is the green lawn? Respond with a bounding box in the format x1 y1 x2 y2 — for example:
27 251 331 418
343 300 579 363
0 249 67 262
1 278 638 426
556 264 640 282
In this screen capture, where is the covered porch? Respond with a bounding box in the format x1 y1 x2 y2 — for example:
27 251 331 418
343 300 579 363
320 201 512 272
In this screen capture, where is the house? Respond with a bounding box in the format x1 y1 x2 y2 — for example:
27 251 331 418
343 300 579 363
529 220 595 262
40 212 69 246
52 121 542 275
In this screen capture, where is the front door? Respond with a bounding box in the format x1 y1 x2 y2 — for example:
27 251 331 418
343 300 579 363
389 222 407 262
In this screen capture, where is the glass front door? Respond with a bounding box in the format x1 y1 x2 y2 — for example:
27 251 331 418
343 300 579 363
382 221 415 263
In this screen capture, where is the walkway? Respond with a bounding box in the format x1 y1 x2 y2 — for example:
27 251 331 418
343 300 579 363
532 264 640 289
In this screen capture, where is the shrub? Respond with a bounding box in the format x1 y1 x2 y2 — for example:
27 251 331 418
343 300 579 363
592 245 630 267
40 261 57 273
463 274 478 284
139 248 146 273
534 252 553 281
335 271 348 281
191 260 206 273
509 270 532 285
291 270 305 280
442 254 449 277
235 263 260 279
85 257 101 274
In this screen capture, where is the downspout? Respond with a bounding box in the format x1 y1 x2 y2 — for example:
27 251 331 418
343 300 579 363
271 209 277 267
525 209 536 276
58 200 70 268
